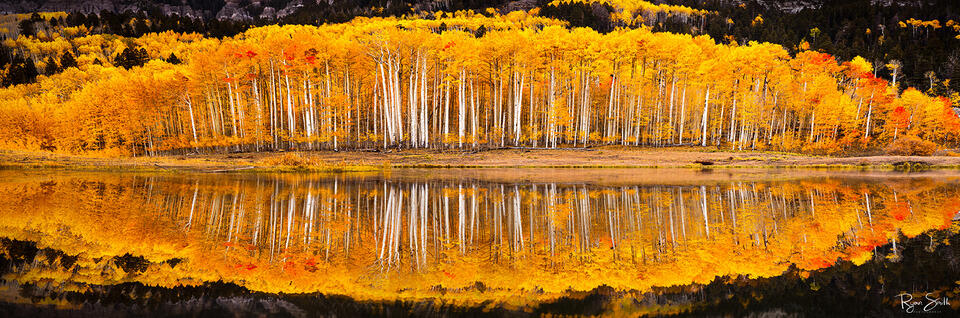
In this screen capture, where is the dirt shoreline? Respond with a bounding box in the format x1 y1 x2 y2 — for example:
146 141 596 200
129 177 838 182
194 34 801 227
2 146 960 172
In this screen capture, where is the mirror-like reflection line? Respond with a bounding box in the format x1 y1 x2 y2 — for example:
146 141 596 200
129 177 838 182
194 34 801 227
1 171 958 306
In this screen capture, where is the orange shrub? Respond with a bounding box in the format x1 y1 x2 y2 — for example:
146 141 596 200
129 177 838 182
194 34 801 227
884 135 938 156
801 140 843 155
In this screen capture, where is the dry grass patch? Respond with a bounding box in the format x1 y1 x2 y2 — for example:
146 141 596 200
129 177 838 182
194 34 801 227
258 153 318 167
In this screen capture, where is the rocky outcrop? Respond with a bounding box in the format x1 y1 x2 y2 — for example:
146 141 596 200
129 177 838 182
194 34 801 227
276 0 303 19
0 0 205 18
721 0 933 13
766 0 822 13
0 1 38 14
260 6 277 20
156 4 206 19
37 0 124 14
503 0 538 12
215 1 253 21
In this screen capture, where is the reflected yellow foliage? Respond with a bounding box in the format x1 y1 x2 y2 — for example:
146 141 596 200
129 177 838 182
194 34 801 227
1 171 959 307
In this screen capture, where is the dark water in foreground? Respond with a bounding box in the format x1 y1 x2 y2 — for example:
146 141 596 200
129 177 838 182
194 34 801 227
1 169 959 317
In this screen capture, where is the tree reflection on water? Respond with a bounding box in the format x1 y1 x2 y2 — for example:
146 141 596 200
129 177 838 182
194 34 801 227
1 169 959 316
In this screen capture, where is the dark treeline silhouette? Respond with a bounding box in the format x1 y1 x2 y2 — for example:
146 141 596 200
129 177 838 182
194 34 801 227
2 0 959 96
528 0 960 97
0 0 516 86
668 225 960 316
680 0 960 96
550 0 960 96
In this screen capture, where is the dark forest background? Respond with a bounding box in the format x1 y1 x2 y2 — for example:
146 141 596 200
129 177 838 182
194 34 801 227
2 0 959 97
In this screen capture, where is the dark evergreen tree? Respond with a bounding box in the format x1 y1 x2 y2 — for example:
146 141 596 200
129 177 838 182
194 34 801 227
18 19 36 37
166 53 182 65
114 47 149 69
2 54 39 86
43 56 60 75
60 52 78 69
0 45 10 67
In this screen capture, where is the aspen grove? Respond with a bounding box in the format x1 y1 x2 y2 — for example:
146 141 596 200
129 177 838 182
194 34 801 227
2 11 958 156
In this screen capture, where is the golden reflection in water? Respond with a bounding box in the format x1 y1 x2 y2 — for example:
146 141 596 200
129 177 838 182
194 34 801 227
1 170 959 306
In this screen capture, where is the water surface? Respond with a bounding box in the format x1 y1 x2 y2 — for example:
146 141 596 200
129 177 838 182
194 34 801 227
1 169 959 316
